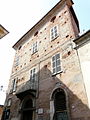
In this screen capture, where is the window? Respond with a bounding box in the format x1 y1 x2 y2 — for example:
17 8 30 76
30 68 36 82
12 79 17 92
3 109 10 120
32 42 38 54
50 16 56 22
50 88 69 120
52 53 61 75
50 25 58 41
7 98 12 107
18 45 22 50
14 56 19 66
9 79 16 93
34 31 38 36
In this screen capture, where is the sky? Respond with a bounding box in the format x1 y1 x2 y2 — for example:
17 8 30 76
0 0 90 105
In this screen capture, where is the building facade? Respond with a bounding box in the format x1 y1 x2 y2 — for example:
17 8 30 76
74 30 90 110
0 25 9 120
2 0 90 120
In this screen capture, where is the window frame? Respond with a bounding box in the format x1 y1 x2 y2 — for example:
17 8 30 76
30 67 37 83
51 53 62 75
14 56 19 67
50 25 59 41
12 79 17 92
32 41 38 54
7 98 12 107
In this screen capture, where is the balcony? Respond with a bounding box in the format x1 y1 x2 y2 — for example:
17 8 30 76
16 80 38 99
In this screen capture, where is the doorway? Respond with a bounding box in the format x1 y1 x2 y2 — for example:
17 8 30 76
23 110 33 120
21 99 33 120
53 89 69 120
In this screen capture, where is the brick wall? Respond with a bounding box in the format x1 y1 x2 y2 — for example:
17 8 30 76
5 0 90 120
0 105 3 120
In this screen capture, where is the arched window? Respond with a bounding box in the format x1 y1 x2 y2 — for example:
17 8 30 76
54 89 66 112
51 88 69 120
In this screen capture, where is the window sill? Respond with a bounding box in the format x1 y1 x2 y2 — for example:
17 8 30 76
52 70 63 76
51 35 59 41
31 51 38 55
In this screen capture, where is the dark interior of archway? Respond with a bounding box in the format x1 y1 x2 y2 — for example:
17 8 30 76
22 99 33 120
54 90 66 111
23 110 33 120
23 99 33 109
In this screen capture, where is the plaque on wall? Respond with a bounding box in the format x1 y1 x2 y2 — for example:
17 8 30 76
38 108 44 114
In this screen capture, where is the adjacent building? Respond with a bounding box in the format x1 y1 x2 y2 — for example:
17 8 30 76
2 0 90 120
0 105 3 120
74 30 90 110
0 25 9 39
0 25 9 120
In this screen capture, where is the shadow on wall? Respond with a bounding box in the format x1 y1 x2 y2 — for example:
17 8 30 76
36 66 90 120
2 66 90 120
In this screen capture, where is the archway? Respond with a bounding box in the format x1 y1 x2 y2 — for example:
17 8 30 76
52 88 69 120
21 98 34 120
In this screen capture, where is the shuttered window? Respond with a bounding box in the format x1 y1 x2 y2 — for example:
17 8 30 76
7 98 12 107
52 53 61 75
12 79 17 92
14 56 19 66
30 68 36 82
50 25 58 41
32 42 38 54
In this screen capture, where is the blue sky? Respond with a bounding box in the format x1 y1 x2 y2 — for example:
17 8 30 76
41 0 90 32
0 0 90 105
73 0 90 32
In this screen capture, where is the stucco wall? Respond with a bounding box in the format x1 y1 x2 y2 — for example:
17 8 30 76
77 39 90 108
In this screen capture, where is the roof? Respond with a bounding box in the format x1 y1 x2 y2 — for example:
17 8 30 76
0 24 9 39
74 30 90 43
74 30 90 48
13 0 78 50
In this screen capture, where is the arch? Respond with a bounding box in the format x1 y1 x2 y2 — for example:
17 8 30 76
50 87 69 120
20 95 35 120
23 99 33 109
54 89 67 112
50 85 68 101
21 95 34 109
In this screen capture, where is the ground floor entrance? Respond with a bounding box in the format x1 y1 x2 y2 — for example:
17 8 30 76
53 88 69 120
22 110 33 120
21 96 34 120
55 111 68 120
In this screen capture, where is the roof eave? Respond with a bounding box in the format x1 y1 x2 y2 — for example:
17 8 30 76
13 0 73 50
74 30 90 49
